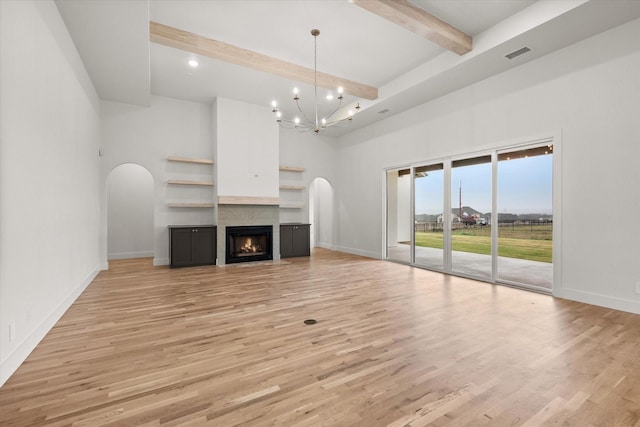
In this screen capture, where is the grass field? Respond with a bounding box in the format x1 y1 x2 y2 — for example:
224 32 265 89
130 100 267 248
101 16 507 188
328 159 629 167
414 224 552 263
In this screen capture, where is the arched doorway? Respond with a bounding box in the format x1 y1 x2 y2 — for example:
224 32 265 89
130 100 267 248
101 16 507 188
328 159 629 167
107 163 154 261
308 177 334 250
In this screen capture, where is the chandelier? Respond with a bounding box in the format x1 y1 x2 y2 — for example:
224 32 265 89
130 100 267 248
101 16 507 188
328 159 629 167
271 29 360 133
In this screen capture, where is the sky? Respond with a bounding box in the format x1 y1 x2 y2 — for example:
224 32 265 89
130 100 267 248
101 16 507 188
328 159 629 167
414 154 552 215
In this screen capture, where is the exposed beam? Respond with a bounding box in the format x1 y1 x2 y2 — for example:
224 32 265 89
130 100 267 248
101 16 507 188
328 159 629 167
352 0 472 55
150 21 378 100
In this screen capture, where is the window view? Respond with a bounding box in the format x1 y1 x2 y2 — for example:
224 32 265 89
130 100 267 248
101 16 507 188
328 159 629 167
450 156 492 279
497 145 553 288
386 141 554 291
414 163 444 270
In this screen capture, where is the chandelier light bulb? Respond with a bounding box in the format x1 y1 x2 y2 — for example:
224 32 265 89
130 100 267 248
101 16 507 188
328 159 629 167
276 111 282 118
322 118 327 125
294 117 300 124
188 59 199 68
338 87 344 94
293 87 299 95
271 100 277 108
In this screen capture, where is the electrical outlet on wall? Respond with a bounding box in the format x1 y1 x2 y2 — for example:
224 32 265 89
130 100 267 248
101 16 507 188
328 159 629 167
9 322 16 342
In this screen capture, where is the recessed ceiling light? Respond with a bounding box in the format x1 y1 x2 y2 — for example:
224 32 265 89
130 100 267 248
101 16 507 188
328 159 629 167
188 59 199 68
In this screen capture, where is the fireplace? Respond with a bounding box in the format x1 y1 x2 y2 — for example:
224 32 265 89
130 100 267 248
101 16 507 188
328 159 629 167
225 225 273 264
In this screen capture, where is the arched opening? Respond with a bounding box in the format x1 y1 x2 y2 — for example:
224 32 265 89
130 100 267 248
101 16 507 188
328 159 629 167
308 177 334 250
107 163 154 262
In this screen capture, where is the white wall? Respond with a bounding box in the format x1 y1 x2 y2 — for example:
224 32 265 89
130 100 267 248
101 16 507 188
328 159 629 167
0 0 101 386
278 129 339 246
214 98 279 200
107 163 154 259
336 18 640 314
100 96 213 266
309 178 335 250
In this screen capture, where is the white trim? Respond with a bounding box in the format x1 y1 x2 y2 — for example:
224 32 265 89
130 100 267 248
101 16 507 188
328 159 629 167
555 288 640 315
107 251 154 260
153 257 169 266
315 242 337 251
0 267 99 387
337 245 380 259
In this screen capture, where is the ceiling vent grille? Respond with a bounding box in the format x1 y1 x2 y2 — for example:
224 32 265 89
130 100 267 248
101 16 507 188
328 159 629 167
505 46 531 60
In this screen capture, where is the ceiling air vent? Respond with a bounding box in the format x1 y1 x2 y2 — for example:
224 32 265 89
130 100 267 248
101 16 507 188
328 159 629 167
378 109 390 114
505 46 531 60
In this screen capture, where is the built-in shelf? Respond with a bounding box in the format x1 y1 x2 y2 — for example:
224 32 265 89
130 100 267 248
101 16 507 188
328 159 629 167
279 166 305 172
168 156 214 165
167 203 215 208
279 185 305 190
168 180 214 186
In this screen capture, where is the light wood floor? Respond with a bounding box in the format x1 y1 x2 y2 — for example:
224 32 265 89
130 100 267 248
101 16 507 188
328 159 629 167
1 249 640 426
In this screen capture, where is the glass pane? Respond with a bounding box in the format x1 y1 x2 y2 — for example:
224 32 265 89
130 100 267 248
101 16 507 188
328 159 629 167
414 163 444 270
497 145 553 289
451 156 492 279
386 169 411 263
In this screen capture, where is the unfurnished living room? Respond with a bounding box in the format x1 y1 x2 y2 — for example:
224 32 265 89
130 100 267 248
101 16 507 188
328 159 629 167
1 0 640 426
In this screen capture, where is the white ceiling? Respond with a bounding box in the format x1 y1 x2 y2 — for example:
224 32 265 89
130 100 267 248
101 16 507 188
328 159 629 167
55 0 640 136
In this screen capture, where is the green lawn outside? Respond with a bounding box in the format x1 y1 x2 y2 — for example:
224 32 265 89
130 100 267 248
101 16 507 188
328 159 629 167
414 224 552 263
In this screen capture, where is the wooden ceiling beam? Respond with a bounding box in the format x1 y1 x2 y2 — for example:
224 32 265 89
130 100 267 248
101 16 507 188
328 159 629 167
352 0 472 55
150 21 378 100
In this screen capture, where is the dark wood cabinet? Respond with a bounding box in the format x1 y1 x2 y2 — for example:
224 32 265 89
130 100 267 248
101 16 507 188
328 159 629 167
169 225 216 267
280 223 310 258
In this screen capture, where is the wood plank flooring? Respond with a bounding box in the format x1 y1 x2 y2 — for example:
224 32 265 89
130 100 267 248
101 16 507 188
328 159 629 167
1 248 640 426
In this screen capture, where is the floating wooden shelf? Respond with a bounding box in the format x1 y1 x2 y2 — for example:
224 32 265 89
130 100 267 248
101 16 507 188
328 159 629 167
168 156 214 165
279 185 305 190
168 180 214 186
279 166 305 172
279 204 304 209
167 203 214 208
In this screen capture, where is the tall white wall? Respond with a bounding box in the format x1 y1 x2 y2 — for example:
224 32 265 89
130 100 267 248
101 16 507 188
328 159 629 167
107 164 154 259
0 0 101 386
279 130 339 246
214 98 279 200
336 18 640 314
100 96 213 266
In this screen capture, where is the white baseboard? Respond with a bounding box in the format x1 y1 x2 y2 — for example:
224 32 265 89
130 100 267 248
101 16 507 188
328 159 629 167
336 245 380 259
108 251 154 260
153 257 169 266
554 288 640 315
100 261 109 271
315 242 337 251
0 267 99 387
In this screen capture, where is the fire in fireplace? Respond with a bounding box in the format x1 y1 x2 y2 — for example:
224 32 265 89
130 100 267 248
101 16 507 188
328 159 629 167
226 225 273 264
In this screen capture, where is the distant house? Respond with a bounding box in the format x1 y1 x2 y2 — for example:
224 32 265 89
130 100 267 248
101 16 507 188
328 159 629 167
436 206 483 223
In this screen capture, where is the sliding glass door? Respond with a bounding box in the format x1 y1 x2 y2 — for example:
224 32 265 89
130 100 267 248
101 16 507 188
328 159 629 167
385 139 555 292
497 145 553 289
386 169 411 263
414 163 444 271
450 156 492 280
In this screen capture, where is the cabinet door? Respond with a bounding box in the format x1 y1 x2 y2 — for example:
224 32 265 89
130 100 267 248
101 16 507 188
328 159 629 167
192 227 215 265
170 228 193 267
280 225 295 258
292 225 310 256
